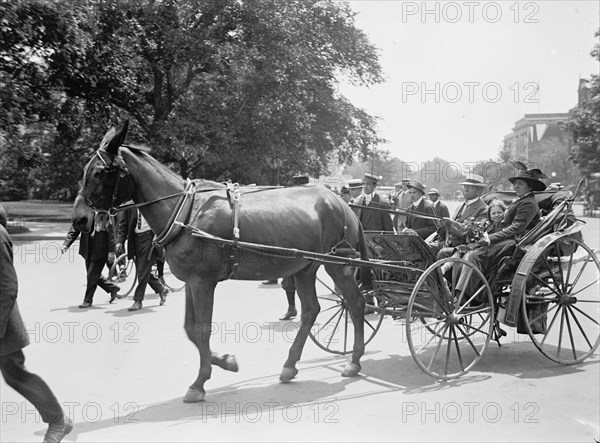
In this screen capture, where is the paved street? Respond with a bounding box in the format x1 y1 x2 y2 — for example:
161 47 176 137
1 208 599 442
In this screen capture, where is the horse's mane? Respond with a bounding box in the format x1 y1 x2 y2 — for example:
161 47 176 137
122 144 183 183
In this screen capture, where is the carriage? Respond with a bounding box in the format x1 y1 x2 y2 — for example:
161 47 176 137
308 185 600 380
73 120 599 402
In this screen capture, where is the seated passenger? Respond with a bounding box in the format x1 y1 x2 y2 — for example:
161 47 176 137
454 168 546 298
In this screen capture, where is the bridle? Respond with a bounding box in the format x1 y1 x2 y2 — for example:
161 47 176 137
78 148 134 217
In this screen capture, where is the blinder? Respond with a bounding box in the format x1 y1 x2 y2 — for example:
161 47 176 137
79 148 134 215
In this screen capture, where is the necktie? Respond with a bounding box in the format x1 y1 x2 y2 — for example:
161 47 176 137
137 210 142 230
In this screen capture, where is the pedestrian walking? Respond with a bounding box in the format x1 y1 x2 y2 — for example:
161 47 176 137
0 205 73 443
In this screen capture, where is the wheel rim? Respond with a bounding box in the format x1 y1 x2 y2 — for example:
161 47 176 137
407 258 494 380
109 253 137 297
309 276 384 355
522 237 600 364
158 261 185 292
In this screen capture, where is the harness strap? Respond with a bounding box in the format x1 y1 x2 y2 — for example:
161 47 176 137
226 182 241 278
152 179 197 248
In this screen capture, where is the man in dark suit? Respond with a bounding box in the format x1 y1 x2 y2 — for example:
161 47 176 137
433 173 490 258
62 213 120 308
116 208 168 311
404 180 437 239
1 205 73 442
354 173 394 232
427 188 450 218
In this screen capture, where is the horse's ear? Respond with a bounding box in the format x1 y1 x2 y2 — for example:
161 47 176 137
104 120 129 155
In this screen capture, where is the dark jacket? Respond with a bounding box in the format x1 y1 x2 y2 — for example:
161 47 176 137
488 192 540 244
355 193 394 232
432 200 450 218
117 208 139 260
0 225 30 355
63 222 116 261
406 199 437 239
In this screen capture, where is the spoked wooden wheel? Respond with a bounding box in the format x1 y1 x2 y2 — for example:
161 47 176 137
308 276 384 355
407 258 494 380
109 253 137 297
521 236 600 364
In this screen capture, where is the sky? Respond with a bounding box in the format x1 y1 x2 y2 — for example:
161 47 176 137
339 0 600 167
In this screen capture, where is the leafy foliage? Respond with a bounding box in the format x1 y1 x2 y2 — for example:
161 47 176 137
567 30 600 176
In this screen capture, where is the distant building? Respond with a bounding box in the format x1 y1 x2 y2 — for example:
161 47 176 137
503 79 590 161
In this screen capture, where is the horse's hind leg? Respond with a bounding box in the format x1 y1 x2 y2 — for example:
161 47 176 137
280 266 320 383
324 263 364 377
182 280 236 403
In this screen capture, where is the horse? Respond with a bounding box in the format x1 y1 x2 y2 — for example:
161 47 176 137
71 120 369 402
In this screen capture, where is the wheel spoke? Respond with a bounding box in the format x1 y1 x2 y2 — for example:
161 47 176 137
316 276 337 295
461 318 492 336
563 306 577 360
566 305 594 349
451 326 465 372
570 304 600 326
542 256 562 294
443 328 452 376
568 254 591 294
554 241 566 292
426 324 448 369
312 305 344 337
455 323 481 357
570 279 600 297
530 272 562 298
528 302 556 325
557 308 566 359
325 308 345 349
563 247 576 293
539 303 563 346
456 284 487 315
417 322 446 353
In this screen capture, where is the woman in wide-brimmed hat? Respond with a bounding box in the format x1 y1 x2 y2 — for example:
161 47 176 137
454 168 547 302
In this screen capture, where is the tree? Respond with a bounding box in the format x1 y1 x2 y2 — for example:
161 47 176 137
55 0 384 183
568 30 600 176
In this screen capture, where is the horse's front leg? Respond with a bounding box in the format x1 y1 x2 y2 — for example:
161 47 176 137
182 280 218 403
280 267 320 383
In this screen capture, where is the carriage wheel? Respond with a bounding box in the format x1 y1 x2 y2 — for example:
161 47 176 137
521 237 600 364
407 258 494 380
156 260 185 292
109 253 137 297
308 276 384 355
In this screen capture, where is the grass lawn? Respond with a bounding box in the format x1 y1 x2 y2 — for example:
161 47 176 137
1 200 73 222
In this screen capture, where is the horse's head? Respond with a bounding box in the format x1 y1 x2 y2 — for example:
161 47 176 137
72 120 134 232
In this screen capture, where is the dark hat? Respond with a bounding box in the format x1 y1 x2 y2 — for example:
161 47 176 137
406 180 426 194
459 173 487 187
347 179 364 189
401 178 411 183
508 169 547 192
362 173 381 184
394 182 403 187
291 174 310 185
340 185 349 195
427 188 440 195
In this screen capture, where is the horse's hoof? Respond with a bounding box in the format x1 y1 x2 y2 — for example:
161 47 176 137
183 388 205 403
341 362 361 377
223 354 239 372
279 367 298 383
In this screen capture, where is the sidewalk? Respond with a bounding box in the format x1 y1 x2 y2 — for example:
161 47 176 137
9 221 72 242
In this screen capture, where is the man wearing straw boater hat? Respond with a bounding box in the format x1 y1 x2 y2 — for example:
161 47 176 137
433 172 489 257
403 180 437 239
454 167 547 303
354 173 394 232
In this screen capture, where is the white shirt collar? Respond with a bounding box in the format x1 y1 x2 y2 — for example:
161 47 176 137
464 197 479 206
413 197 423 207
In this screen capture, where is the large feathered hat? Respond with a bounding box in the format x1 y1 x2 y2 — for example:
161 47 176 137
508 161 548 192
